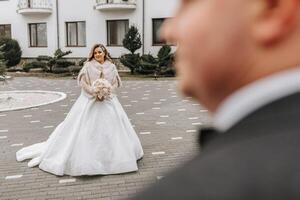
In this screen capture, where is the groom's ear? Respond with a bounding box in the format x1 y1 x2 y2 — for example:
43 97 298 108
252 0 300 45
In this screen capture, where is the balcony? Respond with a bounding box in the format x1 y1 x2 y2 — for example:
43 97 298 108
95 0 137 11
17 0 53 14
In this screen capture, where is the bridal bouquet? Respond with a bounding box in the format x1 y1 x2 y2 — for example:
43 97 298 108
92 78 112 101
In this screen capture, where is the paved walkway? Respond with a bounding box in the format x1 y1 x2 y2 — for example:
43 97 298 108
0 77 211 200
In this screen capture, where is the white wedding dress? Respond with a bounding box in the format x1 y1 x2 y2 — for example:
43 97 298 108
16 59 144 176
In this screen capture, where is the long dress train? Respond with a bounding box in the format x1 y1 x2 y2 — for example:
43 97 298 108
16 59 144 176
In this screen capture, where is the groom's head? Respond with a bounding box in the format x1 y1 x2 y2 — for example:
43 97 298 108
162 0 300 112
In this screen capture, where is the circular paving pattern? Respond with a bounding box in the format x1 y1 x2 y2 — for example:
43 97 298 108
0 90 67 112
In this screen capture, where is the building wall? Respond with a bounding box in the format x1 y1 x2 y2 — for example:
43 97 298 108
0 0 178 58
144 0 178 55
57 0 144 58
0 0 57 57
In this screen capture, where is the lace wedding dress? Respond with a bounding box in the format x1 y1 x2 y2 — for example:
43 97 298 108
16 59 144 176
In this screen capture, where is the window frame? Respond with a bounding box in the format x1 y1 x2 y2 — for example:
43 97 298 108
28 22 47 48
106 19 129 47
0 24 11 39
65 21 86 47
152 18 167 46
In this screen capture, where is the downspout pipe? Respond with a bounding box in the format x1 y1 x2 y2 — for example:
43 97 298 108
56 0 60 50
142 0 145 55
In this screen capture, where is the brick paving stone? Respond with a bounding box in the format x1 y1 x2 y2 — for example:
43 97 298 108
0 77 212 199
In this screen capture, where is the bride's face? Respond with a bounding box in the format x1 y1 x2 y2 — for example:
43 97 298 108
94 47 105 63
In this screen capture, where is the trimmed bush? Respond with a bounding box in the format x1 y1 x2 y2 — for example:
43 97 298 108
37 55 52 62
24 49 73 73
69 65 83 74
157 45 176 76
79 58 87 66
52 67 70 74
55 59 75 68
0 45 6 76
157 45 172 66
54 49 72 58
121 26 142 74
139 45 176 77
43 49 72 72
120 53 140 74
0 38 22 67
23 61 47 72
138 54 157 74
123 26 142 54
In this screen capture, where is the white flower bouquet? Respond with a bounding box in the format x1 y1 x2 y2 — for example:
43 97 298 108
92 78 112 101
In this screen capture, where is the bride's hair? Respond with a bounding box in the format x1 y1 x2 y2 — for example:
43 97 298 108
87 44 113 63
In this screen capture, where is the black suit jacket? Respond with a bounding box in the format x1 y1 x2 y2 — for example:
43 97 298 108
132 92 300 200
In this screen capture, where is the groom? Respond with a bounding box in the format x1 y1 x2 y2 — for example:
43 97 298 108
133 0 300 199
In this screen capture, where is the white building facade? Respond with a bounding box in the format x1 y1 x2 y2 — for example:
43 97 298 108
0 0 178 59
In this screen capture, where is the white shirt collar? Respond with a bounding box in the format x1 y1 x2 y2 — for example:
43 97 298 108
213 67 300 132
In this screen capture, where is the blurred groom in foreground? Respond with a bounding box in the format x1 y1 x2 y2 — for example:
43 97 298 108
133 0 300 199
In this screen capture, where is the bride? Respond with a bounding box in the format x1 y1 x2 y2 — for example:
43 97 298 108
16 44 144 176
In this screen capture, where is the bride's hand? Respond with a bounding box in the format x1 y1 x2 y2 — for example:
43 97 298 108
95 95 104 101
98 96 104 101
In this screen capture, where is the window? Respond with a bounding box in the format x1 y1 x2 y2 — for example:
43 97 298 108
29 23 47 47
152 18 166 45
0 24 11 39
107 20 129 46
66 21 86 47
